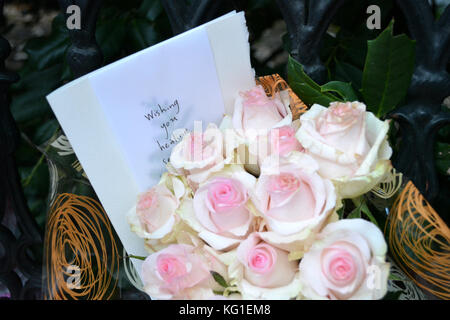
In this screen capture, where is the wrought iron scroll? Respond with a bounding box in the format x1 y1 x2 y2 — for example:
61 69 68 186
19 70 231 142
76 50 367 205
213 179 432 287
390 0 450 204
275 0 347 84
0 0 43 300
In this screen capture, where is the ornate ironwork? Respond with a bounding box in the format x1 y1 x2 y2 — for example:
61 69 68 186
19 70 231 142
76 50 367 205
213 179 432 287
390 0 450 204
275 0 450 205
58 0 103 79
0 0 43 300
276 0 348 84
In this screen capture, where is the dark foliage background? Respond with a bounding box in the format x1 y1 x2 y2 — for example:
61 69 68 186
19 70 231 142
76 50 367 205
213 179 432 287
1 0 449 236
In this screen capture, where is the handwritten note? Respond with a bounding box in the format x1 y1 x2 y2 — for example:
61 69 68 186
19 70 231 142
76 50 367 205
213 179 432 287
142 99 187 165
89 27 225 191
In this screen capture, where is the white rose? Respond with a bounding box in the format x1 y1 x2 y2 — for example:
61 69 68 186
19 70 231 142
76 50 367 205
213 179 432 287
232 85 292 137
296 101 392 198
170 123 232 186
178 165 257 251
228 233 301 300
252 152 337 256
141 242 228 300
298 219 390 300
128 173 186 241
220 85 293 176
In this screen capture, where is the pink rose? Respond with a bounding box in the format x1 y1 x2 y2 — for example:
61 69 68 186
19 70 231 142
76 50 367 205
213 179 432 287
299 219 390 300
296 102 392 198
318 102 369 156
128 182 180 240
269 125 304 157
301 102 370 178
237 233 297 288
252 153 336 253
232 85 292 137
253 124 304 168
136 185 177 233
193 176 253 250
170 123 231 185
229 233 301 299
178 166 256 251
141 244 226 299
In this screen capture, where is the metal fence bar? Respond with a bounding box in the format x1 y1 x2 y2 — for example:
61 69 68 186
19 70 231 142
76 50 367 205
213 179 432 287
0 0 43 300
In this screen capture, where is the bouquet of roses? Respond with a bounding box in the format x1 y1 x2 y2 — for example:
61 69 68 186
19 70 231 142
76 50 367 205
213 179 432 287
127 83 393 300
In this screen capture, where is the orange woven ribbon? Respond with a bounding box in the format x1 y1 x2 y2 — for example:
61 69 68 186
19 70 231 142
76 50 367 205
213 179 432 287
44 193 119 300
386 181 450 299
256 74 308 119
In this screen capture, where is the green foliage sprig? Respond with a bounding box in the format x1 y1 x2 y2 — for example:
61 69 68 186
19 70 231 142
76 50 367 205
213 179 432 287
288 20 416 119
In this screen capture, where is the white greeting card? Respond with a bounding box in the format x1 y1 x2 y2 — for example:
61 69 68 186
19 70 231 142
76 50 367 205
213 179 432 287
46 11 255 279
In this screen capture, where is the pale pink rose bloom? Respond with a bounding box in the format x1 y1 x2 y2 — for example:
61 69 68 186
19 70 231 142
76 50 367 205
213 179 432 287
296 102 392 198
237 233 297 289
270 125 304 157
314 101 370 178
254 125 304 166
299 219 390 300
253 153 336 241
141 244 226 300
128 174 186 241
135 184 178 235
170 123 230 185
221 85 292 176
192 176 253 250
232 85 292 136
318 102 369 155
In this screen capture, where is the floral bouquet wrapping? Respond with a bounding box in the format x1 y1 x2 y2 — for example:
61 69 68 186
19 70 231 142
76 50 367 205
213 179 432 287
127 75 395 300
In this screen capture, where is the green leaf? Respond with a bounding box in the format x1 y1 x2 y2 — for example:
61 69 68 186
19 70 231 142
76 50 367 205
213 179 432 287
213 290 224 295
21 154 46 188
10 64 63 123
389 273 402 282
97 16 128 63
24 14 70 71
337 200 346 219
335 27 371 69
32 119 60 145
321 81 359 101
361 21 416 118
210 271 228 288
347 205 362 219
60 61 73 82
436 1 449 19
287 56 341 106
435 142 450 176
349 197 379 227
360 201 379 227
138 0 163 21
128 18 161 51
128 254 147 261
335 60 363 91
